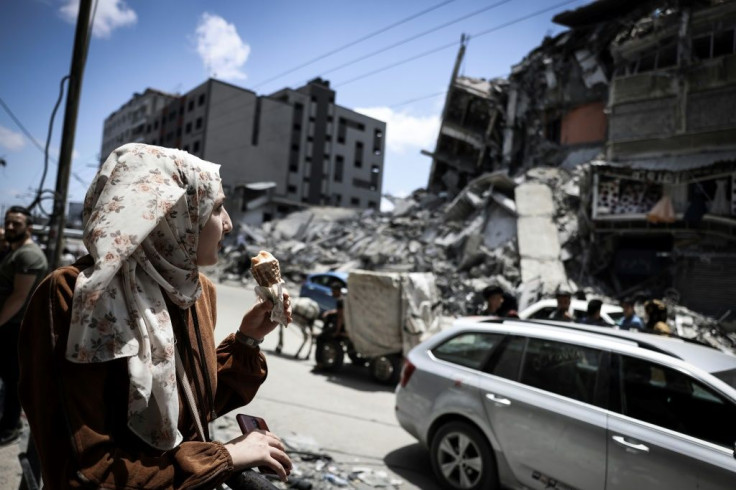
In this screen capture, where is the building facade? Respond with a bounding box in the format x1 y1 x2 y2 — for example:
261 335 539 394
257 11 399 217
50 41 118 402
100 88 178 162
100 78 386 225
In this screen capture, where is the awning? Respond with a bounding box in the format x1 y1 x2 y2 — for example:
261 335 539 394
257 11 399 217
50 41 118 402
593 150 736 172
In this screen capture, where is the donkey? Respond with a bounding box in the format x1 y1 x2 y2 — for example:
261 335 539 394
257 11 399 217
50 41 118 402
275 297 321 359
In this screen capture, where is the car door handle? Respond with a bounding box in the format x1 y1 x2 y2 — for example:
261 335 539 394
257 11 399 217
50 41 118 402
485 393 511 406
612 435 649 453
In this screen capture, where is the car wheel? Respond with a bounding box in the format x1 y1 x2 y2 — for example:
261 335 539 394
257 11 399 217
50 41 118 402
315 338 344 371
369 354 401 385
430 421 498 490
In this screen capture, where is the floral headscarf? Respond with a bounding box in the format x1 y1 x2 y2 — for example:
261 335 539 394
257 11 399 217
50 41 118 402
67 143 221 450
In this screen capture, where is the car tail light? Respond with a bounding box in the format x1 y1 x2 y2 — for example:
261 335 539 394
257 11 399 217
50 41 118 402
399 359 416 387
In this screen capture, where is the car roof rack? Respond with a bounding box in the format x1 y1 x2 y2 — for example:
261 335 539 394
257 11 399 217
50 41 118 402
499 318 693 359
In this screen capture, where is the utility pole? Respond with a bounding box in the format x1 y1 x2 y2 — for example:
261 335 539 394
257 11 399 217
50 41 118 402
46 0 93 269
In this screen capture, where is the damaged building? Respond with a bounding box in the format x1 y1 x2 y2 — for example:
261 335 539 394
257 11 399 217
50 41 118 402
576 0 736 318
422 0 736 320
425 37 508 196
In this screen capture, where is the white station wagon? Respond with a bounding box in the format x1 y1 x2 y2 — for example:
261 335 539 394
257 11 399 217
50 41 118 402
395 318 736 489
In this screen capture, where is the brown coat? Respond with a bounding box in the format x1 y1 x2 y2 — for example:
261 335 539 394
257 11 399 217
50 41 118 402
18 256 268 489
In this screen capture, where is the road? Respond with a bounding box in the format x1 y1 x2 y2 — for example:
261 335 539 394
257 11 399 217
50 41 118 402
212 277 441 489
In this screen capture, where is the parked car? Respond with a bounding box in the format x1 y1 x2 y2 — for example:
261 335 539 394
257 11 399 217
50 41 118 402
299 271 348 312
519 298 624 325
395 317 736 490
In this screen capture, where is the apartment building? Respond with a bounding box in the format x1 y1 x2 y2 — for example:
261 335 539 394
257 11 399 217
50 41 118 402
100 78 386 225
100 88 178 161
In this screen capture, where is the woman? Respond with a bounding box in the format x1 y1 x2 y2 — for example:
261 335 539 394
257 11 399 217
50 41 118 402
18 143 292 488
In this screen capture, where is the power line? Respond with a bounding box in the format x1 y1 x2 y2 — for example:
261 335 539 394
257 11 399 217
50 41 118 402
389 91 447 109
0 97 51 157
252 0 456 89
335 0 581 87
317 0 513 80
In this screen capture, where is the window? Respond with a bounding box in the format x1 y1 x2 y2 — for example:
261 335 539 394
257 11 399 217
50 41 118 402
193 140 200 153
713 29 735 57
520 338 602 405
616 355 736 448
432 333 505 370
350 197 360 206
198 94 205 106
196 118 203 129
169 111 176 122
488 336 526 381
354 141 363 168
334 156 344 183
287 185 297 193
188 100 194 112
185 122 192 134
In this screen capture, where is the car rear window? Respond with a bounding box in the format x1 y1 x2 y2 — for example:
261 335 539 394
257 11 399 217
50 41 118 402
432 333 505 370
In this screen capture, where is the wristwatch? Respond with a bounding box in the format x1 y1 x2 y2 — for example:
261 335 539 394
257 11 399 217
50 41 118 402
235 330 263 347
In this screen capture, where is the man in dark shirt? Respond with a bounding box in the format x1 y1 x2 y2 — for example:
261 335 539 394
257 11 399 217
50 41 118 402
550 288 573 321
0 206 48 445
583 299 609 326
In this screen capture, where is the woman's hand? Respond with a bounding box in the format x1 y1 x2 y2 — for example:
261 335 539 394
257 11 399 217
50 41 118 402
224 430 292 482
239 290 293 340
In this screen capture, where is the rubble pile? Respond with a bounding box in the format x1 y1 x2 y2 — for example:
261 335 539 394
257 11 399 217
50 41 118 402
231 183 524 317
224 167 736 352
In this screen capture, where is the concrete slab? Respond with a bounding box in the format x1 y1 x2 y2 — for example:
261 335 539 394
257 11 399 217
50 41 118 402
520 258 568 292
517 216 561 259
515 183 555 216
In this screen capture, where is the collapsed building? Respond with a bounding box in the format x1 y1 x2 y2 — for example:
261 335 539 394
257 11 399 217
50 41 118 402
422 0 736 323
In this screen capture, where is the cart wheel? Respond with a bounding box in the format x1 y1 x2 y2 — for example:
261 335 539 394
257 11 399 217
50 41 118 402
315 338 344 371
347 351 368 367
369 354 402 385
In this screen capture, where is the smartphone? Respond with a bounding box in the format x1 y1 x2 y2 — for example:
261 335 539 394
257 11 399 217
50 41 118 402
235 414 276 475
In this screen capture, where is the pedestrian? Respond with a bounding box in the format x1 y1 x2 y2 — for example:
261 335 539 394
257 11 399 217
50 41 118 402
480 285 505 316
550 287 573 321
617 297 645 331
0 206 48 445
582 299 608 326
644 299 672 335
18 144 293 488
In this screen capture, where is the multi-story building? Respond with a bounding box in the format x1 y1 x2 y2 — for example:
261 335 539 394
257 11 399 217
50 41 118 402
100 78 385 225
100 88 178 162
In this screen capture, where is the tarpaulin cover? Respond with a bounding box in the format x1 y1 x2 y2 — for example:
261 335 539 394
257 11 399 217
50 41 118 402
344 270 441 357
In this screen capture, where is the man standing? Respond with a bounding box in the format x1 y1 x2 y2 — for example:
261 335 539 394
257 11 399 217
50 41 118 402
617 297 645 331
480 285 505 316
0 206 47 445
582 299 608 326
550 287 573 321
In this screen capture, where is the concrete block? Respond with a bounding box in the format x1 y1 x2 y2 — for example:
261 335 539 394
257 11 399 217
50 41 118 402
517 216 561 259
515 183 555 216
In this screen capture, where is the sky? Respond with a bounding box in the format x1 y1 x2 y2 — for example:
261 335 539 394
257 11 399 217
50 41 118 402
0 0 589 216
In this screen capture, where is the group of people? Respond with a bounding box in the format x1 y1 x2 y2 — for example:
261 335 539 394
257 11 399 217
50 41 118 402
478 283 674 335
1 144 295 489
552 288 673 334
